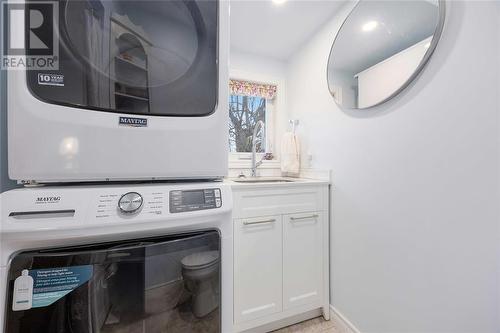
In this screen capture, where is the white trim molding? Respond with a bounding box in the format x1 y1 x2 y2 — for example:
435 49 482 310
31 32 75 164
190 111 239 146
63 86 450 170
330 306 362 333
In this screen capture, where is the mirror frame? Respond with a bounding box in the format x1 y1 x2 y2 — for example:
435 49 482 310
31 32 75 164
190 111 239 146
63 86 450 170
327 0 446 110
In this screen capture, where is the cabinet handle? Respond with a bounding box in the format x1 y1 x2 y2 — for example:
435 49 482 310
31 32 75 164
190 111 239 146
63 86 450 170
290 214 319 221
243 218 276 226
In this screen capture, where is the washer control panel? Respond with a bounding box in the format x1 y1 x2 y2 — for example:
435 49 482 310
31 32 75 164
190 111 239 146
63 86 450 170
95 190 166 219
118 192 143 214
169 188 222 213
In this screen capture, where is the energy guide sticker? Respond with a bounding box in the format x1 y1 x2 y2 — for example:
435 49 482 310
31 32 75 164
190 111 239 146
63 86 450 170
12 265 93 311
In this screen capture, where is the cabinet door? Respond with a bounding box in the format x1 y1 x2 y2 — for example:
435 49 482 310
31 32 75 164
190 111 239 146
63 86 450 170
234 215 283 323
283 212 323 309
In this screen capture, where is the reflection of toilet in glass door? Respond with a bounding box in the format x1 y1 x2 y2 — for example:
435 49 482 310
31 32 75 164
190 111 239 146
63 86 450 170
181 251 221 318
142 248 221 320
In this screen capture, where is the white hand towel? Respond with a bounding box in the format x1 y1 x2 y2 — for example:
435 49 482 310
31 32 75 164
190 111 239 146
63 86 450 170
280 132 300 175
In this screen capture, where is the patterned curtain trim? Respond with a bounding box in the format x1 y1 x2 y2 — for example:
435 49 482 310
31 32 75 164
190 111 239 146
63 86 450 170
229 79 277 99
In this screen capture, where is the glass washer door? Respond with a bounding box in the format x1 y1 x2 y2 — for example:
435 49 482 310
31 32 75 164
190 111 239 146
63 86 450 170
26 0 218 116
5 231 221 333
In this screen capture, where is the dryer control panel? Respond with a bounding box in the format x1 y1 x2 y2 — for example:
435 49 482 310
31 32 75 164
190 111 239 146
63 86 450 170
169 188 222 213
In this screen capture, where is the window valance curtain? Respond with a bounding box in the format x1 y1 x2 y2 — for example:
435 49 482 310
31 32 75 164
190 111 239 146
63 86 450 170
229 79 277 100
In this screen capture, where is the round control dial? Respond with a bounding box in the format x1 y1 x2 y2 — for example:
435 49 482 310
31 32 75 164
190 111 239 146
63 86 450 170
118 192 143 214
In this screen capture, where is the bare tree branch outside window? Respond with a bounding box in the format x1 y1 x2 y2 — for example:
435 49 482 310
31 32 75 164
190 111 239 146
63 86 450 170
229 94 266 152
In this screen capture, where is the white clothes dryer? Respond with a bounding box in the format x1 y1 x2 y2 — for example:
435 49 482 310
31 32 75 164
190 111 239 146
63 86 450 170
7 0 229 183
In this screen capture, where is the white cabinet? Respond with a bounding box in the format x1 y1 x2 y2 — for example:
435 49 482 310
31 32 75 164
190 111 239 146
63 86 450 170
283 212 324 310
234 215 283 323
232 183 329 332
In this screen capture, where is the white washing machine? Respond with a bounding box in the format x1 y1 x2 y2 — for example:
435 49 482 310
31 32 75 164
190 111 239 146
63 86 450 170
0 182 233 333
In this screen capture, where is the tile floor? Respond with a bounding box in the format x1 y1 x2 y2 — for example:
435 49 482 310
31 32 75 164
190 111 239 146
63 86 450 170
272 317 340 332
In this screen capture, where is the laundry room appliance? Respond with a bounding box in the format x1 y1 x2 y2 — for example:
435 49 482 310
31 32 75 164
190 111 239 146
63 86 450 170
7 0 229 183
0 182 233 332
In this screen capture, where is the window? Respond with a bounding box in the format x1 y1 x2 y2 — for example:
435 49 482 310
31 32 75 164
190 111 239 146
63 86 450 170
228 79 277 154
229 95 266 153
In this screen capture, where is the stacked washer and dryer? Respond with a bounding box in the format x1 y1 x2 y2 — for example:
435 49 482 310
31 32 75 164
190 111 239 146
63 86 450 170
1 0 231 332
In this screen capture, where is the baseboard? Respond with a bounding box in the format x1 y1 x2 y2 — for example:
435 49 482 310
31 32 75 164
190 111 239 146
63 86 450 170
330 305 361 333
237 308 322 333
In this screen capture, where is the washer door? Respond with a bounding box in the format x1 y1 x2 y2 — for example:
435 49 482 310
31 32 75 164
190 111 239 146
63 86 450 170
5 231 221 333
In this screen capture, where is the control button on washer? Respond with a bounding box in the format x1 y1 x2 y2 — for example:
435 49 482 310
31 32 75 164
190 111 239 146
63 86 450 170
118 192 143 214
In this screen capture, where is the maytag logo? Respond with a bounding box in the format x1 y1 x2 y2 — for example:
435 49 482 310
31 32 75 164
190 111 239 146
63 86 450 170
35 196 61 204
119 116 148 127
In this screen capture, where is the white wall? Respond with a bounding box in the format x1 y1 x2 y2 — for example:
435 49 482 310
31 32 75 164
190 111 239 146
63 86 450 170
230 50 287 80
287 1 499 332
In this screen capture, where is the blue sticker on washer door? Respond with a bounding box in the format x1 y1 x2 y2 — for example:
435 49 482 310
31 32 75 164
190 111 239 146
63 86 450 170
17 265 93 310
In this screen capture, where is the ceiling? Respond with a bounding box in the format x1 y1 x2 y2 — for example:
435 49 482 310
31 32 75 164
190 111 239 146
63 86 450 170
230 0 347 61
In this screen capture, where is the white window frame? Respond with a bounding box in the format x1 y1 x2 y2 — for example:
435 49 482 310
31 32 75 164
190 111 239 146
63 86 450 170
228 69 286 168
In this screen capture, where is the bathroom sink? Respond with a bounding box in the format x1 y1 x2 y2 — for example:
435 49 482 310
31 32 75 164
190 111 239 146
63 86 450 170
231 177 296 183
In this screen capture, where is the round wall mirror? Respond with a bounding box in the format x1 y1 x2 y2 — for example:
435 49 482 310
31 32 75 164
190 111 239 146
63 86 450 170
327 0 445 109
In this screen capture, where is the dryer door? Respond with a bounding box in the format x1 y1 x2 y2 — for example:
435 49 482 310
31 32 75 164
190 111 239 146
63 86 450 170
26 0 218 117
4 231 221 333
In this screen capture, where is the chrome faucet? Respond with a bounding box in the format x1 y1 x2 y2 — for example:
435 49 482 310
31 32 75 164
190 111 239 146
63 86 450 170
251 120 265 177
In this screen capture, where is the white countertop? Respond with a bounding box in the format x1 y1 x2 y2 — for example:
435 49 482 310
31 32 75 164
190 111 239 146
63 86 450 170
224 176 330 189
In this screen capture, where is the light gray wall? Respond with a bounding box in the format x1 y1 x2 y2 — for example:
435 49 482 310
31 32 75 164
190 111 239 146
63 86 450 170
1 91 19 194
287 1 499 332
230 50 288 79
0 0 18 193
1 62 6 191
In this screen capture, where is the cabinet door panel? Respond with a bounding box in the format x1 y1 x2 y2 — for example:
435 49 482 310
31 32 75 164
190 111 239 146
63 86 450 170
234 215 283 323
283 212 323 309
